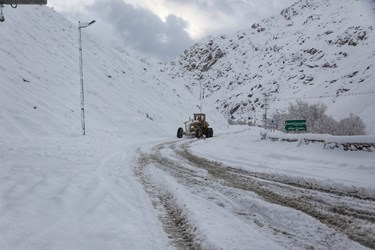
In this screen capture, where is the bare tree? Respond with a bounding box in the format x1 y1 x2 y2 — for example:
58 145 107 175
337 113 367 135
272 101 366 135
286 100 328 133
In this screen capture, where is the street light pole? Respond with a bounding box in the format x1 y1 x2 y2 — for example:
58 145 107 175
78 20 95 135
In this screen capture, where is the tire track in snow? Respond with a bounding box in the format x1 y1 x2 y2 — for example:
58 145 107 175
137 139 375 249
135 145 203 250
175 141 375 249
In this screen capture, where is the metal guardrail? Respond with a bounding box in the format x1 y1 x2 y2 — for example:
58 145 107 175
265 133 375 152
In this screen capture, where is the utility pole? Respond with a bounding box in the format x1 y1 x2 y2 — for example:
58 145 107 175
199 82 204 113
78 20 96 135
263 93 270 129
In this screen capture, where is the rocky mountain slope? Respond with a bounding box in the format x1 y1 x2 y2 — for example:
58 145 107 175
166 0 375 133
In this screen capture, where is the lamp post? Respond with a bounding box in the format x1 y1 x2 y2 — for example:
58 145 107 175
78 20 95 135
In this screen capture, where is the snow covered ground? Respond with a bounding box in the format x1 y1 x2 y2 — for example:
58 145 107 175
0 134 170 249
1 3 375 250
135 127 375 249
1 126 374 249
190 127 375 190
0 6 197 249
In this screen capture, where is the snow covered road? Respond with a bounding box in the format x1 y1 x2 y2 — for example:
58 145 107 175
136 128 375 249
1 128 374 249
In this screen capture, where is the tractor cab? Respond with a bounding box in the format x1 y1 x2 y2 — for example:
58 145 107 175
193 113 208 128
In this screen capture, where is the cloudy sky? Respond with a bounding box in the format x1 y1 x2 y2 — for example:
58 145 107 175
47 0 296 60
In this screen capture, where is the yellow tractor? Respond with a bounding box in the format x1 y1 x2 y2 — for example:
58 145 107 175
177 113 214 138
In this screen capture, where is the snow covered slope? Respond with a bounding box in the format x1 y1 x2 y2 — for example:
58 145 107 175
166 0 375 134
1 4 374 250
0 6 225 249
0 5 206 142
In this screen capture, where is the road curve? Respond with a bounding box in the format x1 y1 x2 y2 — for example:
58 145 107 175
135 139 375 249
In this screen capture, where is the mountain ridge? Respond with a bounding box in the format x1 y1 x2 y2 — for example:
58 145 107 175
166 0 375 134
1 0 374 139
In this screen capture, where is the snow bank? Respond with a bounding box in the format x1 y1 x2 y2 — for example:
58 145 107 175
266 132 375 150
191 127 375 190
325 135 375 144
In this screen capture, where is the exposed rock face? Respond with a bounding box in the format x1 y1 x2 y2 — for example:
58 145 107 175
180 40 225 72
165 0 375 131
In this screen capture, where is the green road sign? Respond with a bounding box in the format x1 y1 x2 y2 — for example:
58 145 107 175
284 120 306 132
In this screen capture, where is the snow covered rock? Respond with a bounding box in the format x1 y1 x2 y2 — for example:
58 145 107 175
166 0 375 134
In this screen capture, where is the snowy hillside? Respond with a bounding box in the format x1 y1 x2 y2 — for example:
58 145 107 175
0 5 212 142
0 6 226 249
1 4 375 250
166 0 375 134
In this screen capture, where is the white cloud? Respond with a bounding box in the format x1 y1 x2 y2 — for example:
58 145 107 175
47 0 296 60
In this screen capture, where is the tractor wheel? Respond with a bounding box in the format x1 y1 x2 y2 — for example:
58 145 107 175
202 128 208 137
206 128 213 138
195 128 203 138
209 128 214 138
204 128 210 138
177 127 183 138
